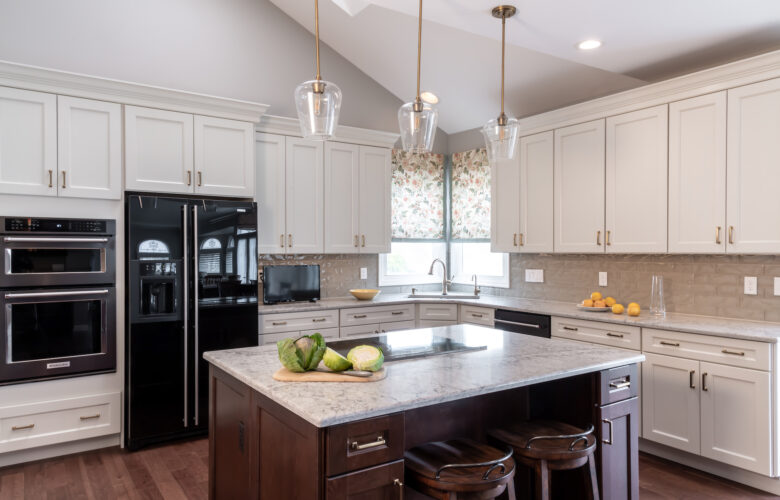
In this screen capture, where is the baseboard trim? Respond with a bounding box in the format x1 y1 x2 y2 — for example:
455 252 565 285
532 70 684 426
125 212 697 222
0 434 120 468
640 438 780 495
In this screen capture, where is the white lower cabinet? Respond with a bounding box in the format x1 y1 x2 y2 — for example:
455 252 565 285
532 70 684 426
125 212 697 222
418 320 458 328
458 305 495 326
340 320 416 337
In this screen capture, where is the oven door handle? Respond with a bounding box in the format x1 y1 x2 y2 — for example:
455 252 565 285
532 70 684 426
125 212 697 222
3 237 109 243
4 289 109 299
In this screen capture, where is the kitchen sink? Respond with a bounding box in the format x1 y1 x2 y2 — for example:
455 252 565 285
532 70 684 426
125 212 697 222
408 293 481 299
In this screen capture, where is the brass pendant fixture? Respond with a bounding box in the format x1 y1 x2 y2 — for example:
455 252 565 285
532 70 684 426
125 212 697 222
482 5 519 162
294 0 342 140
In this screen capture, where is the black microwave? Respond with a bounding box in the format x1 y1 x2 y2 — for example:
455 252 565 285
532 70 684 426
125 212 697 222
262 265 320 304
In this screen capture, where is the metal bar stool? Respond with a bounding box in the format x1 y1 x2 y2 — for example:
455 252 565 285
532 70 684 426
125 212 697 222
488 421 599 500
404 438 517 500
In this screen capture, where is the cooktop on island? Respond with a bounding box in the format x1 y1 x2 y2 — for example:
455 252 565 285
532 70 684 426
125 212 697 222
327 332 487 362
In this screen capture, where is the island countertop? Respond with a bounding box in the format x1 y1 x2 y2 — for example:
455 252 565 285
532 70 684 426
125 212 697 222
204 324 645 428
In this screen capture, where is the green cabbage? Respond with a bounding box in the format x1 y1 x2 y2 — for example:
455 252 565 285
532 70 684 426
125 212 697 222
322 347 352 371
277 333 326 372
346 345 384 372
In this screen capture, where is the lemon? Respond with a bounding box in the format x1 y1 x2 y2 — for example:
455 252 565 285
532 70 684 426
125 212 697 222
591 292 603 301
594 300 606 308
605 297 616 307
628 302 639 309
627 305 640 317
612 304 625 314
582 299 594 307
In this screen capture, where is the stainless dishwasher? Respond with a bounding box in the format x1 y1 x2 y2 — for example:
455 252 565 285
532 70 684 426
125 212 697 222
494 309 551 338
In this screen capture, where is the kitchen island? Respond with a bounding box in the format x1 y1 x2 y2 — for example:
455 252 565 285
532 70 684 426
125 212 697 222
205 324 644 499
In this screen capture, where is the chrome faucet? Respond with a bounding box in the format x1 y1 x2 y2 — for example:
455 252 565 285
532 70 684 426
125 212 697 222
428 258 451 295
472 274 481 297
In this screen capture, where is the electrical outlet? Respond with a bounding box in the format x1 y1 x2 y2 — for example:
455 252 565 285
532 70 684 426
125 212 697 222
774 277 780 296
525 269 544 283
599 272 608 287
744 276 758 295
360 267 367 280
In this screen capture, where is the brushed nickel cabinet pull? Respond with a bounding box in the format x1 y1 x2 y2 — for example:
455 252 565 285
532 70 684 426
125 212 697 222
272 321 287 326
391 311 404 315
197 171 202 186
609 380 631 389
602 419 613 445
722 349 745 356
288 234 292 248
350 435 386 450
596 230 601 246
689 370 696 389
361 235 366 247
394 478 404 500
12 424 34 431
702 372 709 391
606 332 624 338
729 226 734 244
519 233 524 246
606 230 611 246
513 233 517 246
353 314 367 319
61 171 66 188
312 318 326 322
716 226 721 244
660 341 680 347
563 326 578 332
48 169 53 188
471 313 484 318
280 234 285 248
80 413 101 421
187 170 192 186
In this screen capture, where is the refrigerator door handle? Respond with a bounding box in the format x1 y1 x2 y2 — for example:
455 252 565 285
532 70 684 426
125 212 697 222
182 205 189 428
193 204 199 427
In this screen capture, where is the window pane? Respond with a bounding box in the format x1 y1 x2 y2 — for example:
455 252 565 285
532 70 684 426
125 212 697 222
385 242 445 276
453 242 504 276
391 149 445 239
451 148 491 239
237 239 247 283
248 238 257 283
199 252 221 274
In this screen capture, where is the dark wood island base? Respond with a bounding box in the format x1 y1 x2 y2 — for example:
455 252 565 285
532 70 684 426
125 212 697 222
208 363 639 500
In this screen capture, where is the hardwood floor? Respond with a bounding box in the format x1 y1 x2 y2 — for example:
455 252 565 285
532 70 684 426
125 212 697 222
0 440 776 499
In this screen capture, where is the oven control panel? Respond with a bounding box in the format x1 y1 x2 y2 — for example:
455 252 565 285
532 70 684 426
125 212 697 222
3 217 112 234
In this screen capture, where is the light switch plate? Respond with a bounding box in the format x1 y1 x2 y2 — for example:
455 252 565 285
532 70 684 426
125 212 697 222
599 272 608 287
774 277 780 296
360 267 367 280
525 269 544 283
744 276 758 295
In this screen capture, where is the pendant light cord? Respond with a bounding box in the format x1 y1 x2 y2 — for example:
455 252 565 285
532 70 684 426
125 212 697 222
416 0 423 101
315 0 321 81
500 12 505 117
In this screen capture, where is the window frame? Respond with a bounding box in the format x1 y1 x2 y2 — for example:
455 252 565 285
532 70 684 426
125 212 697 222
378 240 446 286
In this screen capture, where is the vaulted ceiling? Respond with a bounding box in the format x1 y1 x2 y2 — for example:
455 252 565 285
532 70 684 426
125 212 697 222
271 0 780 134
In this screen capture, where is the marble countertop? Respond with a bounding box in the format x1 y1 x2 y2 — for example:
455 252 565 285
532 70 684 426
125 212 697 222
204 324 644 428
258 293 780 343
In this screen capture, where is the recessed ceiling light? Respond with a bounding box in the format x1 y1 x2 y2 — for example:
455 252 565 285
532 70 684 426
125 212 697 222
578 39 602 50
420 91 439 104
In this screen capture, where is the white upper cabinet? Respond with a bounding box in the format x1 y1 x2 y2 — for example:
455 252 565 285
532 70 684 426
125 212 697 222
125 106 194 194
554 119 605 253
358 146 391 254
255 133 287 254
490 156 521 253
605 105 668 253
194 116 254 197
285 137 324 254
57 96 122 200
669 92 727 253
727 78 780 253
0 87 57 197
518 131 554 253
324 142 360 254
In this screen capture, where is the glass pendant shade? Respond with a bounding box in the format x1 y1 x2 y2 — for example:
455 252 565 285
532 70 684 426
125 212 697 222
482 116 519 163
294 79 342 140
398 101 438 153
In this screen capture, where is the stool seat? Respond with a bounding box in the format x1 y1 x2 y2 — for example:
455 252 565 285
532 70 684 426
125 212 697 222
489 420 596 462
405 438 517 499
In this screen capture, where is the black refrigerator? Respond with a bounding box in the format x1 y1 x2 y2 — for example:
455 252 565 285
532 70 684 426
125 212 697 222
125 195 258 450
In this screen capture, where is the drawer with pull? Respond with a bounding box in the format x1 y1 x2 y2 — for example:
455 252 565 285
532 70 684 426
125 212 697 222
597 363 638 405
0 392 120 453
340 305 415 327
458 305 495 326
260 328 340 345
417 303 458 321
642 328 770 371
260 309 339 334
326 413 404 476
551 317 641 351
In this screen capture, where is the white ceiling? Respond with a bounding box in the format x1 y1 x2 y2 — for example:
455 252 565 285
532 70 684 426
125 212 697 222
271 0 780 134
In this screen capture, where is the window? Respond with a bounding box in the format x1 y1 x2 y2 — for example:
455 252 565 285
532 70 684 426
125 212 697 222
199 238 222 274
379 241 446 286
138 239 170 260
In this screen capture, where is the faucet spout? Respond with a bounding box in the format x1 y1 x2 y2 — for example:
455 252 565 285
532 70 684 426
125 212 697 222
428 258 450 295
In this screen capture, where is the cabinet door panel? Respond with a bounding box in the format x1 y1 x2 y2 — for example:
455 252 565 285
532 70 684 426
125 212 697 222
359 146 391 254
606 105 668 253
255 133 287 254
324 142 359 254
554 119 605 253
669 92 727 253
597 397 639 500
57 96 122 200
727 78 780 253
326 459 404 500
641 352 700 454
194 116 254 197
285 137 324 254
0 87 57 196
700 362 771 475
125 106 193 194
490 156 521 252
519 131 554 253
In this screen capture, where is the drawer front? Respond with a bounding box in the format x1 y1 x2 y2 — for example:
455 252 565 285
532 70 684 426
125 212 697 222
551 317 641 351
0 393 120 453
642 328 770 371
326 413 404 476
260 309 339 334
417 303 458 321
459 305 495 326
340 305 415 327
300 327 340 340
417 319 457 328
379 320 417 333
261 328 340 345
598 364 639 405
326 460 404 499
340 324 381 338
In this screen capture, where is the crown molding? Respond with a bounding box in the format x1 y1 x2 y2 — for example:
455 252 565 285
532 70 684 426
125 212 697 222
516 49 780 136
0 60 269 122
256 114 399 149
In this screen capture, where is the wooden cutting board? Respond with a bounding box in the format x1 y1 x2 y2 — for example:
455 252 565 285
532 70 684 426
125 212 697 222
273 367 387 382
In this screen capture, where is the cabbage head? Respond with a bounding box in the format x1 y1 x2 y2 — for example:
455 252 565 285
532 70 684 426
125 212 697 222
346 345 384 372
277 333 326 372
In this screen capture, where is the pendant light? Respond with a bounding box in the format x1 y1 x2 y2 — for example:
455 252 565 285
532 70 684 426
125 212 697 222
294 0 342 140
398 0 438 153
482 5 519 162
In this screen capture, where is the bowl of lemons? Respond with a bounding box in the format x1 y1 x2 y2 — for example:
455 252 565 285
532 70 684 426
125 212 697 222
578 292 641 316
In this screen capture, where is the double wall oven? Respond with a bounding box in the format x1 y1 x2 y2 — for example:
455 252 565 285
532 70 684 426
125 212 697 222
0 217 117 385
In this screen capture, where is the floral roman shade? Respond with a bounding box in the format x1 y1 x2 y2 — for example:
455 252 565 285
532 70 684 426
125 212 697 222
391 149 445 239
451 148 491 239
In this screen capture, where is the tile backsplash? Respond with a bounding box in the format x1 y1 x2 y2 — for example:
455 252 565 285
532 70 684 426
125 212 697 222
260 253 780 322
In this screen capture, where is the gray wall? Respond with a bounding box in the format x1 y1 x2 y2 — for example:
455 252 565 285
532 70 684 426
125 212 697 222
447 128 484 154
0 0 418 134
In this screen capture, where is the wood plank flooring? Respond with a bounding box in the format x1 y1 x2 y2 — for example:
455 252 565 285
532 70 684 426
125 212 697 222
0 440 776 499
